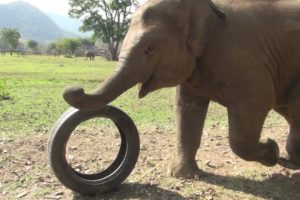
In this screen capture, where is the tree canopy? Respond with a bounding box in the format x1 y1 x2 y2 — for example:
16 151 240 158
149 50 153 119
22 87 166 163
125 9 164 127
69 0 138 60
47 42 58 53
27 40 38 53
0 28 21 52
57 38 81 57
80 38 96 50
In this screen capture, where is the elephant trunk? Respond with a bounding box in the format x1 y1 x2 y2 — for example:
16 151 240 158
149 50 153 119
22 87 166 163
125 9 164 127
63 62 142 111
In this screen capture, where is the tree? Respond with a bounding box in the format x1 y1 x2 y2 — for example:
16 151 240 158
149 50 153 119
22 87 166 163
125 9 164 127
75 38 96 57
69 0 138 61
47 42 59 56
80 38 96 49
0 39 9 52
57 38 81 57
27 40 38 54
0 28 21 55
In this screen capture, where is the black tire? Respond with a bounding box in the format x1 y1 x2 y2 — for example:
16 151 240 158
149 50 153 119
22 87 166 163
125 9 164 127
48 105 140 195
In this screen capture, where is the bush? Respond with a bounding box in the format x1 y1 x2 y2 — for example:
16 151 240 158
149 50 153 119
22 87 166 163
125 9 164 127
0 80 11 100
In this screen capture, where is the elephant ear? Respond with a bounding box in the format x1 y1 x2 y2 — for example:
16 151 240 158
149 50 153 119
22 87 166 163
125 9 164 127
187 0 225 57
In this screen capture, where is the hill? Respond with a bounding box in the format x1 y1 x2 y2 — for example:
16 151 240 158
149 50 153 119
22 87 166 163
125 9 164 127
47 13 92 38
0 1 73 42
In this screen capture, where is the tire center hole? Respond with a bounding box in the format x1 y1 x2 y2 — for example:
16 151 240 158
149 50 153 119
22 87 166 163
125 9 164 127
66 117 121 175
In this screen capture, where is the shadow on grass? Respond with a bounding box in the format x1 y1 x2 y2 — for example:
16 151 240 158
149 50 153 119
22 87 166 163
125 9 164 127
72 183 185 200
72 172 300 199
201 171 300 199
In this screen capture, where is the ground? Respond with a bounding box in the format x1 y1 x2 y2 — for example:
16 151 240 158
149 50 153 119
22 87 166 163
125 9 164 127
2 124 300 199
0 56 299 199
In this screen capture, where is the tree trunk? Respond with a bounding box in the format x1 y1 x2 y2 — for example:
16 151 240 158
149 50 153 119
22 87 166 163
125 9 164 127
111 49 118 61
108 43 119 61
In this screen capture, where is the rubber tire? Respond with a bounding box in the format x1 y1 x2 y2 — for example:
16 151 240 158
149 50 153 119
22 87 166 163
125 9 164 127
48 105 140 195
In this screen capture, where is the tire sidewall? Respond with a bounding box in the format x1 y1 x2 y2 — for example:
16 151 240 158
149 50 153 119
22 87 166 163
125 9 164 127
48 106 140 194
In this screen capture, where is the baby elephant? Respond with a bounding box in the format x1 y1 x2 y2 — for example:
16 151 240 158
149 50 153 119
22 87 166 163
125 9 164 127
63 0 300 178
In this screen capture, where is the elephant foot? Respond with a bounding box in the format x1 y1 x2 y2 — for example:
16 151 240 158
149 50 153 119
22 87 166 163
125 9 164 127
278 156 300 170
168 160 204 179
258 138 279 167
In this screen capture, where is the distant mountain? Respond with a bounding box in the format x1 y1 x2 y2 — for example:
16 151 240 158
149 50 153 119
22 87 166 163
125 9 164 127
0 1 75 42
47 13 92 38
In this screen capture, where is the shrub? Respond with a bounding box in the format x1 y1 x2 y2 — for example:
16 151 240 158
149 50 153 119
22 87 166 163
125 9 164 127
0 80 11 100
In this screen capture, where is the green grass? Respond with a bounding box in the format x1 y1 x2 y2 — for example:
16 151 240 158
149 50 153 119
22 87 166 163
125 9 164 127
0 55 286 137
0 55 177 137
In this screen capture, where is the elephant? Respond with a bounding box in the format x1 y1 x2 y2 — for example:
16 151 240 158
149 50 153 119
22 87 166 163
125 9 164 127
63 0 300 178
85 50 95 60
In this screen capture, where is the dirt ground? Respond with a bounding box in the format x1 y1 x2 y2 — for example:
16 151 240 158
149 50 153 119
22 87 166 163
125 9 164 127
1 125 300 200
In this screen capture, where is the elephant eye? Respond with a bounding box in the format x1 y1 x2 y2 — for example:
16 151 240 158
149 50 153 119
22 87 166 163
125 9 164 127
144 44 155 56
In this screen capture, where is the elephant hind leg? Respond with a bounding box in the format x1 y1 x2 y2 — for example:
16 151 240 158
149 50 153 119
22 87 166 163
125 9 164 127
285 123 300 167
228 103 279 166
284 80 300 167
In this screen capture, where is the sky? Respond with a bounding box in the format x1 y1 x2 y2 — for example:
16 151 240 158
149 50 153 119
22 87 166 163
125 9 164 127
0 0 147 16
0 0 71 16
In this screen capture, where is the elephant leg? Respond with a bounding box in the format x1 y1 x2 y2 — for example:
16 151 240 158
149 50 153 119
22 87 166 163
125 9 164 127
285 123 300 167
228 102 279 166
285 81 300 167
168 84 209 178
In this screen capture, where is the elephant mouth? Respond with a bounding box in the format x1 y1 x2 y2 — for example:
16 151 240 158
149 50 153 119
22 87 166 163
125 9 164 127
138 74 155 98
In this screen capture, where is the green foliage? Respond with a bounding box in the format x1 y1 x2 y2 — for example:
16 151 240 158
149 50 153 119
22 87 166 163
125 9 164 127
46 37 97 56
0 80 11 100
80 38 95 47
0 28 21 51
27 40 38 51
0 37 9 51
47 42 57 50
46 42 58 54
68 0 138 60
57 38 81 57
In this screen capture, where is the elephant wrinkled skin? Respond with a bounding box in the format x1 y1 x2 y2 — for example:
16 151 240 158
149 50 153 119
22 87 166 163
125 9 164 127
63 0 300 178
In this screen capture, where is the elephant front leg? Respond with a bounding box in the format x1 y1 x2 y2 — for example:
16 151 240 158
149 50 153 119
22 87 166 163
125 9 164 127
168 85 209 178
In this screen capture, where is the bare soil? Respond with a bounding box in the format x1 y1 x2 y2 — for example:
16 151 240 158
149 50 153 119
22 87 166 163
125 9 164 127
1 125 300 200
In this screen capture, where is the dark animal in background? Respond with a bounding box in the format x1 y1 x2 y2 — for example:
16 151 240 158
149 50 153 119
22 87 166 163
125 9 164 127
85 51 95 60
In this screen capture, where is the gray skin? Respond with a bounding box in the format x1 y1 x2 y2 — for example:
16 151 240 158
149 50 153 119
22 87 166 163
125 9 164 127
63 0 300 178
85 51 95 60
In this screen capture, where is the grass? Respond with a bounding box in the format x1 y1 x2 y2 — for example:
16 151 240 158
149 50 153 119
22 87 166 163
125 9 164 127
0 55 175 137
0 55 239 137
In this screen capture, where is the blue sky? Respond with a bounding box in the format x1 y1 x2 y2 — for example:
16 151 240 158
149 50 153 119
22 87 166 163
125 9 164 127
0 0 147 16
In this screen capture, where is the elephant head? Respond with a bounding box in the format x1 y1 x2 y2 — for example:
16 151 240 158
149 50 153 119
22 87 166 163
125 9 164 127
63 0 225 110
